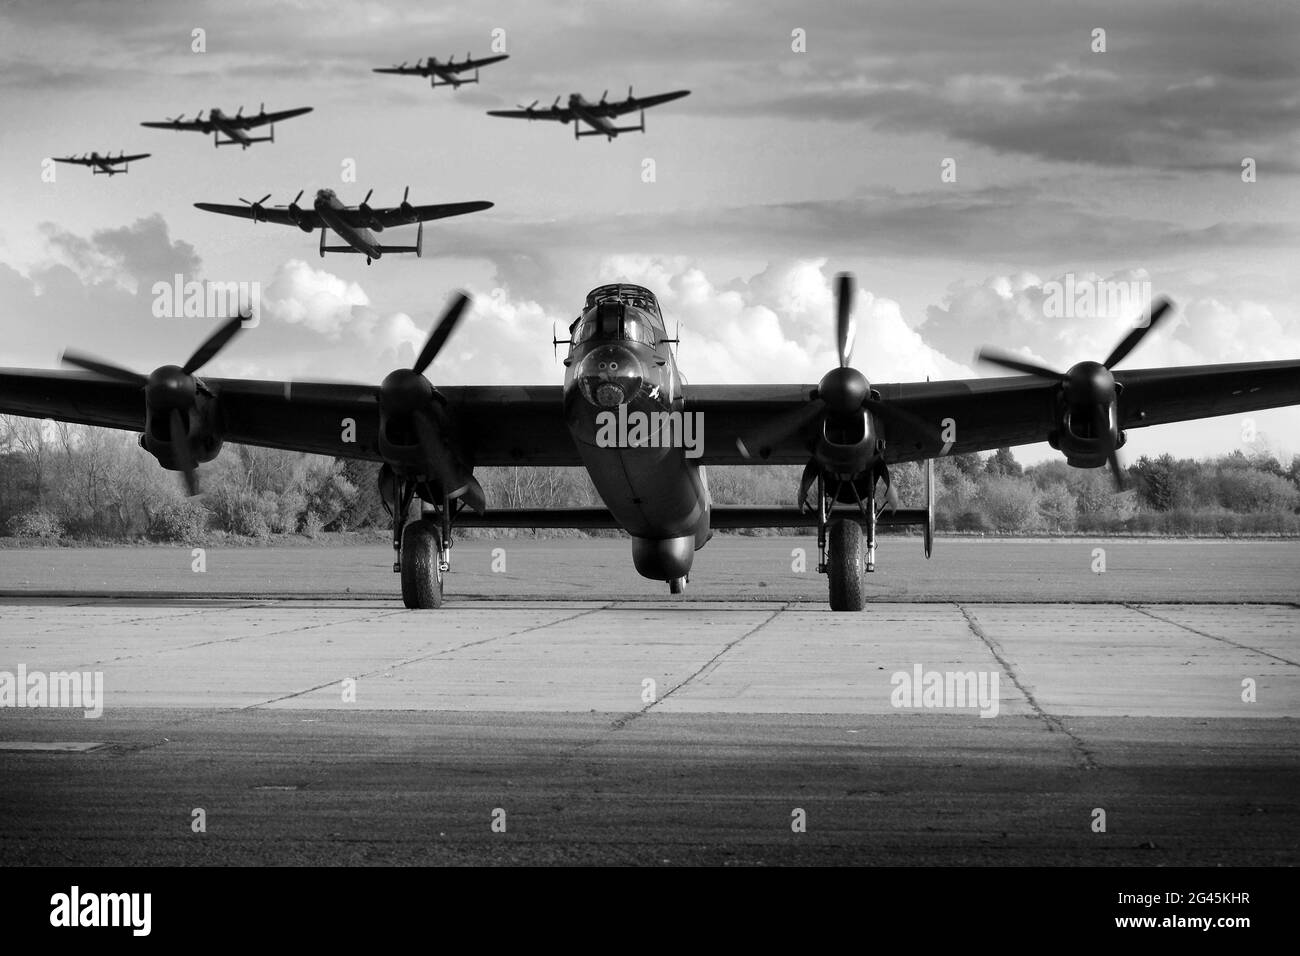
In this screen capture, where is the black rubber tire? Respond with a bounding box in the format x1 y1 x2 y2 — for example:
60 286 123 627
827 518 866 612
400 518 443 609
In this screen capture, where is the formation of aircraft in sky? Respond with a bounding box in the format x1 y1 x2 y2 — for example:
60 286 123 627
51 151 150 176
373 51 509 88
140 104 313 149
194 187 492 264
488 88 692 140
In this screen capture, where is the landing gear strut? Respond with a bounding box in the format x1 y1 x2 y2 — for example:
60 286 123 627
814 472 874 612
390 478 453 609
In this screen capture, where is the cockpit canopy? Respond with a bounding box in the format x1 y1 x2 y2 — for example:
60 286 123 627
571 284 665 348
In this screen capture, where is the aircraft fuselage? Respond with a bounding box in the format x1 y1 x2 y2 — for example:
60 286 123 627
568 95 621 137
562 284 710 582
314 189 382 258
206 109 254 146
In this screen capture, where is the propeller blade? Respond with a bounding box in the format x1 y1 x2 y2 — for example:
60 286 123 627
259 102 265 114
412 292 471 375
735 403 823 460
883 480 901 514
1087 402 1125 491
976 347 1063 380
834 272 855 367
361 188 374 206
291 189 304 205
169 407 200 496
411 410 458 491
60 351 147 386
1103 296 1173 369
182 316 244 374
402 185 410 206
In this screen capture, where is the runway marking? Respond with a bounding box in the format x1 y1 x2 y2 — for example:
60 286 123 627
606 604 790 732
0 741 106 752
956 604 1098 771
1124 604 1300 667
74 607 407 669
248 603 614 709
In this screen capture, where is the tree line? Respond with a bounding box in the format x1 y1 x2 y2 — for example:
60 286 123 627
1 417 1297 542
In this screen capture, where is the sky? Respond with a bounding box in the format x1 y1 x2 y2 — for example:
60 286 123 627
1 0 1297 464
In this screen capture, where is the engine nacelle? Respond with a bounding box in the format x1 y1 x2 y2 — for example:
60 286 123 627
139 404 222 472
1048 397 1123 469
813 410 879 481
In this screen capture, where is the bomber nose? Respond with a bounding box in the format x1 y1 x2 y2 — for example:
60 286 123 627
576 345 644 407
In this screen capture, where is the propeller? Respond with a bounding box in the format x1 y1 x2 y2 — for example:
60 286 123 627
600 89 608 104
518 99 539 111
239 193 273 221
60 316 245 494
627 85 634 101
259 102 265 114
235 105 244 118
284 189 307 226
166 113 186 123
399 185 414 221
977 296 1174 489
374 292 473 495
737 272 938 460
551 95 561 110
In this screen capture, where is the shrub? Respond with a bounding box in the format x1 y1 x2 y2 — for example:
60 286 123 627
146 499 209 542
980 477 1040 532
302 510 324 539
5 508 64 538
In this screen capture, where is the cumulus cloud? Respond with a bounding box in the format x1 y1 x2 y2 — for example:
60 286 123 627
40 215 200 295
921 270 1300 373
261 260 371 339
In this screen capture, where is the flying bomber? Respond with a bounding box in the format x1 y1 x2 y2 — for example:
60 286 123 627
140 104 313 149
51 151 150 176
193 187 493 264
3 274 1299 612
488 87 691 140
373 52 509 88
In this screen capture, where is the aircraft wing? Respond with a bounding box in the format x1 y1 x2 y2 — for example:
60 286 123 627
597 89 690 117
141 118 213 132
56 153 150 165
193 202 324 229
486 105 574 123
0 373 579 466
234 106 313 129
445 53 508 72
3 361 1297 473
685 360 1300 465
359 200 494 229
373 65 428 75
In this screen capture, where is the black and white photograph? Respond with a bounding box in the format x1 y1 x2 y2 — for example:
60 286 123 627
0 0 1295 927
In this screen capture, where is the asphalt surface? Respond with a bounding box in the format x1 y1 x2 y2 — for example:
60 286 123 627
0 540 1296 865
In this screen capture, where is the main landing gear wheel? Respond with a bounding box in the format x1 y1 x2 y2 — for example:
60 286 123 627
668 576 687 594
400 518 444 609
827 518 866 612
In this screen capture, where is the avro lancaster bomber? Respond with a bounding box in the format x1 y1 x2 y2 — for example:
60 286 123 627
2 276 1298 611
